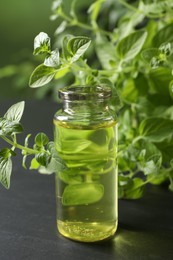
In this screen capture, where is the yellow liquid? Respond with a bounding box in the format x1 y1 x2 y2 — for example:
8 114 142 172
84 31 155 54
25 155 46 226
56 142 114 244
57 220 118 242
54 120 118 242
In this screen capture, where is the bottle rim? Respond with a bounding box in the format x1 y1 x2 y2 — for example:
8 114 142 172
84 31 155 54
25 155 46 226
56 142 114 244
58 85 112 101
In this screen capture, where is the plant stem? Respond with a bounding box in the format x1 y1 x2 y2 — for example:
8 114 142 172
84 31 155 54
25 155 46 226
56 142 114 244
58 9 112 37
118 0 140 12
1 135 38 155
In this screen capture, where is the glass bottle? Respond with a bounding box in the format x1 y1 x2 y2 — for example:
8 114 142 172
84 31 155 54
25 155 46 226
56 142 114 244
53 85 118 242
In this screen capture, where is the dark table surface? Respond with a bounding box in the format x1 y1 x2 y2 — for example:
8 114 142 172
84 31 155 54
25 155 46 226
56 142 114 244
0 100 173 260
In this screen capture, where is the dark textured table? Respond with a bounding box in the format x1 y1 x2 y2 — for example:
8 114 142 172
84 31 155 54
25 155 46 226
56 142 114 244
0 100 173 260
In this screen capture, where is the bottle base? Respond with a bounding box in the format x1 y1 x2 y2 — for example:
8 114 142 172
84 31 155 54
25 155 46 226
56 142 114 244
57 220 118 242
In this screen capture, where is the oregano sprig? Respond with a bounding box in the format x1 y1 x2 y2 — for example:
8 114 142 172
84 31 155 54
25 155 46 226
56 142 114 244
0 101 66 189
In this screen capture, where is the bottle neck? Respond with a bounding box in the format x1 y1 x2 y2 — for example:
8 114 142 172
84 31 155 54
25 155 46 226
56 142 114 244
62 99 110 115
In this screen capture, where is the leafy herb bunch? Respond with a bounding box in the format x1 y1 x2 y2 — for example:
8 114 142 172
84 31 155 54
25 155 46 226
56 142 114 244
1 0 173 199
0 102 66 189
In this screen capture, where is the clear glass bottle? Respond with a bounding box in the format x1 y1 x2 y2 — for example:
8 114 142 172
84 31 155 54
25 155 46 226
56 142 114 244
53 85 118 242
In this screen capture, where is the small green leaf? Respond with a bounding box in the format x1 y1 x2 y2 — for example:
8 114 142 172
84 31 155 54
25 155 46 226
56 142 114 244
147 170 168 185
44 49 60 67
50 0 63 20
62 34 74 60
149 67 173 96
0 148 14 159
33 32 51 56
67 36 91 63
122 178 145 199
38 142 67 174
141 48 160 64
139 1 167 16
0 157 12 189
139 117 173 142
54 21 67 35
30 158 40 170
153 22 173 47
159 42 172 56
95 36 117 69
52 0 62 11
1 121 23 135
29 64 56 88
4 101 25 123
22 154 29 169
22 134 31 156
36 152 51 167
88 0 106 23
89 129 107 146
62 183 104 206
116 30 147 61
58 169 82 184
35 133 49 148
142 160 158 175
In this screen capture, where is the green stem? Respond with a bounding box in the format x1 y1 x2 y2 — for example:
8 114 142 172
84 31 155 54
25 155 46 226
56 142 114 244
118 0 140 12
58 9 112 37
1 135 38 155
132 135 143 144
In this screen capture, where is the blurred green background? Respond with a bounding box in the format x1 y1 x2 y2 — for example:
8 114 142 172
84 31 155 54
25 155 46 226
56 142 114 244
0 0 56 100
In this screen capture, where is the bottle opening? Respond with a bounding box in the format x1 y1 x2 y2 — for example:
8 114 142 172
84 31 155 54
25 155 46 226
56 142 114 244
58 85 112 101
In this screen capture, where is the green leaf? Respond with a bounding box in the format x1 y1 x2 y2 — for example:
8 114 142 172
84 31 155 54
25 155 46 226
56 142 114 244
4 101 25 123
52 0 62 11
147 169 168 185
88 0 106 23
35 133 49 148
30 158 40 170
29 64 56 88
0 148 15 159
67 36 91 63
88 129 107 146
0 157 12 189
142 160 158 175
22 134 31 156
121 178 145 199
116 30 147 61
54 21 67 35
44 49 60 67
62 183 104 206
139 117 173 142
33 32 51 55
149 67 173 96
62 35 73 60
36 152 51 167
58 169 82 184
38 142 67 174
138 1 168 16
137 140 162 176
159 42 172 56
153 22 173 47
22 155 27 169
1 120 23 135
141 48 160 64
95 36 117 69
